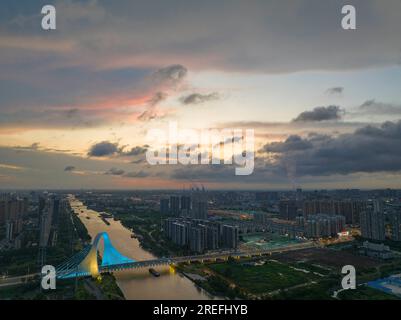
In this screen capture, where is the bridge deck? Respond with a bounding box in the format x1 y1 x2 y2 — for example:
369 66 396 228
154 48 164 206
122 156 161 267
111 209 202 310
57 242 317 278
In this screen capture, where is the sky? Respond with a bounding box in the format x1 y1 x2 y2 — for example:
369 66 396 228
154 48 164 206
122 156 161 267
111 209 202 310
1 0 401 190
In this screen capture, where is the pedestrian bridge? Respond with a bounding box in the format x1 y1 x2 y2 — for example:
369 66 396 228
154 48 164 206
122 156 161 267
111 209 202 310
56 232 315 279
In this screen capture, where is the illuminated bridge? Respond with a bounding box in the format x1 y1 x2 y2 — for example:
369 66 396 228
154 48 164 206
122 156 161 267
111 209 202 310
56 232 316 279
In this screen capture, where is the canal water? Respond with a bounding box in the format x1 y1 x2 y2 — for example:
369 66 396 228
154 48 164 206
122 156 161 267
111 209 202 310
69 197 213 300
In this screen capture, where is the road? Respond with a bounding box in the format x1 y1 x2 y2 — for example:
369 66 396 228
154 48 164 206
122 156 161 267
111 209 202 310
0 273 38 288
3 241 318 282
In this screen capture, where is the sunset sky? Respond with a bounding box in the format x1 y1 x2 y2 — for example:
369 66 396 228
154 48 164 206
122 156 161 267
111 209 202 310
1 0 401 189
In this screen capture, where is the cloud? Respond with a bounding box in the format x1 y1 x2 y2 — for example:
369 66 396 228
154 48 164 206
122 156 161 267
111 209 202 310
137 66 188 122
137 108 167 122
88 141 119 157
124 146 148 156
88 141 149 158
123 170 150 178
0 163 25 171
105 168 125 176
30 143 40 150
147 92 168 107
358 99 401 115
325 87 344 95
0 107 112 130
261 135 313 153
64 165 76 172
293 105 343 122
261 120 401 176
180 92 219 105
2 1 400 135
152 64 188 85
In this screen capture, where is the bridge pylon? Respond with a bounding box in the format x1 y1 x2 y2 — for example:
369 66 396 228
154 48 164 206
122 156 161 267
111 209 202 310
57 232 135 279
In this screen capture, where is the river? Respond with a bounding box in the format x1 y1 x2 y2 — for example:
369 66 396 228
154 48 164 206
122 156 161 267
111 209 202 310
69 197 214 300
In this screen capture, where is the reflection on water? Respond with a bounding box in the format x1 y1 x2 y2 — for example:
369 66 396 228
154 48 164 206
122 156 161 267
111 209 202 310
70 198 213 300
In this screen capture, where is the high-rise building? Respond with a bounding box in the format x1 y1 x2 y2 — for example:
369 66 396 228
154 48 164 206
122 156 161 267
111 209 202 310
160 199 170 215
0 200 6 226
389 210 401 241
180 195 191 216
172 223 188 246
5 220 14 241
295 215 305 227
189 226 206 253
49 197 60 226
170 196 180 216
0 197 27 238
303 199 366 225
221 225 239 249
296 188 303 201
38 196 46 217
279 200 298 220
191 189 208 220
253 212 270 224
205 225 219 250
164 218 235 252
305 214 345 238
350 200 367 225
360 201 385 241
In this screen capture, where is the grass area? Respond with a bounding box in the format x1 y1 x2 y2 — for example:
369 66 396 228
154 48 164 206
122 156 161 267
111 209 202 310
0 281 40 300
97 273 125 300
0 200 124 300
295 262 332 275
338 285 400 300
0 278 89 300
272 277 339 300
72 212 91 242
74 282 96 300
114 210 190 257
209 259 317 295
0 247 40 276
357 236 401 252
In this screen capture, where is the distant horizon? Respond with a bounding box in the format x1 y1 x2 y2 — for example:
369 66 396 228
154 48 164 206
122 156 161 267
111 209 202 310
1 187 400 193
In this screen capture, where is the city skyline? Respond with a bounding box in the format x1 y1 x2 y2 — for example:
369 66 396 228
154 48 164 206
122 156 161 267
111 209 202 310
1 0 401 190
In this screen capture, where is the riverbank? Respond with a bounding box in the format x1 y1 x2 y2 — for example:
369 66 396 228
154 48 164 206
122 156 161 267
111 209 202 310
72 197 212 300
113 210 190 258
113 212 224 299
68 198 126 300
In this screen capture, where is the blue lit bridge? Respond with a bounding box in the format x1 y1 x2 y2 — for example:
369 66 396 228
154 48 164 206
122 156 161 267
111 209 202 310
56 232 316 279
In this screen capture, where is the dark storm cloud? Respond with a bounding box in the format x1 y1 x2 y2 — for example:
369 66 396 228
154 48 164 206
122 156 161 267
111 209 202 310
64 165 76 172
326 87 344 95
180 92 219 105
261 135 313 153
261 120 401 176
124 146 148 156
293 105 343 122
87 141 119 157
105 168 125 176
170 165 239 181
88 141 149 158
1 0 401 131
